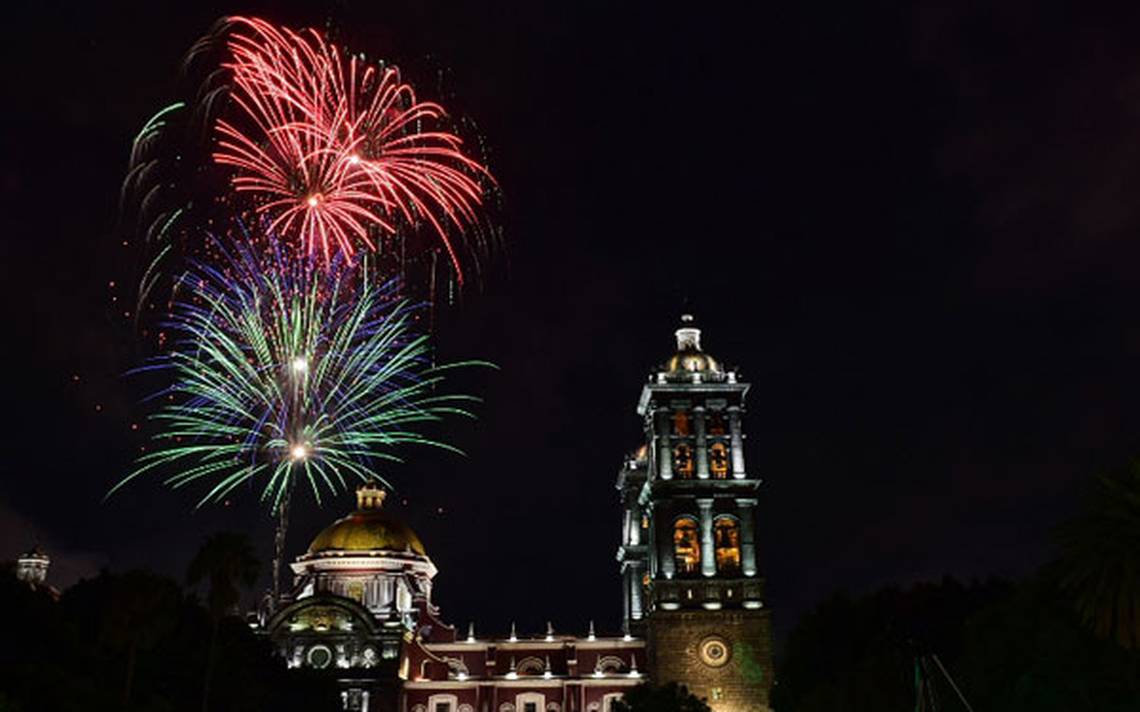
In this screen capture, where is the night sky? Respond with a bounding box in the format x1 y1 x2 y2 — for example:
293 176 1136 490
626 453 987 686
5 1 1140 649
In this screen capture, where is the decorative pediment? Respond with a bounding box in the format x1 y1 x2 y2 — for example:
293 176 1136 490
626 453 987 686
267 593 379 637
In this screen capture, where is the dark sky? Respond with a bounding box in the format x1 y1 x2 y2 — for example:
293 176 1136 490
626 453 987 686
5 0 1140 649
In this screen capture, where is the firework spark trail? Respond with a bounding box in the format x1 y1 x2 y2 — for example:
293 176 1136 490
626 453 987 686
109 230 488 510
213 16 494 279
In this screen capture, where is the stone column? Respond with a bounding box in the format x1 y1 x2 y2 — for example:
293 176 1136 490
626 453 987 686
655 410 673 480
646 503 659 579
657 504 675 579
695 406 709 479
736 497 758 577
729 407 746 478
629 562 644 621
629 502 642 546
622 566 632 629
698 498 716 577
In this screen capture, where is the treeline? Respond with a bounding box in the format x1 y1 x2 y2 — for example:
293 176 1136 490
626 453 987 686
773 462 1140 711
0 556 331 711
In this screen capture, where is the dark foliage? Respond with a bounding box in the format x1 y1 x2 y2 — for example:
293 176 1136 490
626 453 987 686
773 575 1140 711
0 568 332 712
612 682 712 712
1054 460 1140 649
959 575 1140 711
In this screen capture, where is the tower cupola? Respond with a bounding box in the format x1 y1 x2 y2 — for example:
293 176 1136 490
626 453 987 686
664 315 722 377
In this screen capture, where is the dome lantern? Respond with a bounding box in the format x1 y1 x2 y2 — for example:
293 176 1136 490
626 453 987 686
356 480 387 510
675 313 701 352
663 314 722 375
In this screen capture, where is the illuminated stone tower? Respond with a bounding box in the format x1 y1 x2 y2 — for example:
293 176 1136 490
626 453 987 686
15 547 50 587
619 315 772 711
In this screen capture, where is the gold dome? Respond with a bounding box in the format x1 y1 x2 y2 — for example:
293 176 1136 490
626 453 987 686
307 482 426 556
666 350 721 373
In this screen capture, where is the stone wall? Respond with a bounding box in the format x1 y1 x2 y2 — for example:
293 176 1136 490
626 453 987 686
647 609 772 712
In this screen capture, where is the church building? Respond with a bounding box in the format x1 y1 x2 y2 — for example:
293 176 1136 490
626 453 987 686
263 317 772 711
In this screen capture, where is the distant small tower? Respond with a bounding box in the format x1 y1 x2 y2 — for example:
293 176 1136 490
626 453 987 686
620 315 773 711
16 546 50 586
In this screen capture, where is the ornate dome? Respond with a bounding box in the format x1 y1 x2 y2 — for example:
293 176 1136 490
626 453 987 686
307 482 427 556
664 314 722 373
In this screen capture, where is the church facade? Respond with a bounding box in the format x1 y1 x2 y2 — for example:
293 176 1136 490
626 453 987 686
262 317 772 711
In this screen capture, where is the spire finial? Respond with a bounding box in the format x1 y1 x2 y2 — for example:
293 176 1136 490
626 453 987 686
509 621 517 642
587 620 596 641
466 622 475 642
545 620 554 641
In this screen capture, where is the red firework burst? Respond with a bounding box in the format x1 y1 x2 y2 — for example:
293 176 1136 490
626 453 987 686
212 17 492 280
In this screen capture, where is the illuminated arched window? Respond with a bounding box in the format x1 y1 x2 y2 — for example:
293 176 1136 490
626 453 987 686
673 517 701 575
709 442 730 479
673 444 694 478
672 410 691 436
708 412 727 436
714 517 741 574
517 657 544 676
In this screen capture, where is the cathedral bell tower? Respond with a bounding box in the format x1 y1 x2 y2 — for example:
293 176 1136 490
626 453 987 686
618 315 772 711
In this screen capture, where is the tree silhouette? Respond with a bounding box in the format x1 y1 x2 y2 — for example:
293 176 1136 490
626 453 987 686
187 532 261 712
612 682 712 712
1055 461 1140 649
99 570 181 707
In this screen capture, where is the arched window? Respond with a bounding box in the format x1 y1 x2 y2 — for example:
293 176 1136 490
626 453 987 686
517 657 544 676
673 517 701 575
673 443 694 478
714 517 741 574
672 410 691 436
709 442 730 479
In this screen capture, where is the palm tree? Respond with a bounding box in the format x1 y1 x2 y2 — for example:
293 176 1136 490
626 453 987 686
187 532 261 712
100 570 181 707
1054 461 1140 649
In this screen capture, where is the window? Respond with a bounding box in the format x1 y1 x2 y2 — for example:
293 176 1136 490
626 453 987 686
516 657 544 676
429 695 458 712
515 693 544 712
709 442 729 479
672 410 691 435
708 412 727 435
673 517 701 575
673 443 694 478
714 517 741 574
